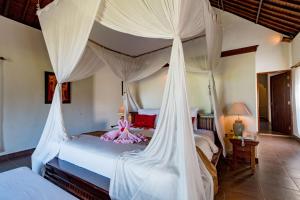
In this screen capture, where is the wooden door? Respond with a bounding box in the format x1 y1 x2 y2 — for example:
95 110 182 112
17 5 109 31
270 71 292 135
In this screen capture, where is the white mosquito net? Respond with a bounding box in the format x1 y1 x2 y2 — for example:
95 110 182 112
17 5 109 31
31 0 224 199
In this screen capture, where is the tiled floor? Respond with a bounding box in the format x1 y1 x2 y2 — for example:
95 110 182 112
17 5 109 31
216 134 300 200
0 135 299 200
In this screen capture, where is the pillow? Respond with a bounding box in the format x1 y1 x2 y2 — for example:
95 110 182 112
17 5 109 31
192 117 195 124
190 107 199 118
190 107 199 130
133 114 157 129
138 109 160 128
138 108 199 129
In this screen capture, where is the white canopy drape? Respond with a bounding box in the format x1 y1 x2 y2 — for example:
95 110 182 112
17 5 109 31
89 42 169 117
96 1 213 199
32 0 223 199
292 67 300 138
31 0 103 173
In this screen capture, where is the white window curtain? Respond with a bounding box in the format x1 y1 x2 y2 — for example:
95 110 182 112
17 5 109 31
31 0 102 173
0 59 3 152
292 67 300 138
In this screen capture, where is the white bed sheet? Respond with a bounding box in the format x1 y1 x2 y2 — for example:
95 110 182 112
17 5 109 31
0 167 77 200
194 129 215 143
194 129 218 161
58 129 218 179
58 135 146 178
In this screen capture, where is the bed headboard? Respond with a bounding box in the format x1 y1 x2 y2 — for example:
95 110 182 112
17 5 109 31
129 112 138 124
130 112 216 131
197 113 223 149
197 114 216 132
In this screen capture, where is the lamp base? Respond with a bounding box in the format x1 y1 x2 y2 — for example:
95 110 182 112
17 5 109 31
233 120 244 137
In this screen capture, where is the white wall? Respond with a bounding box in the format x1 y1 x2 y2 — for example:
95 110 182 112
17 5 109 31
292 33 300 66
219 10 291 73
136 67 223 114
0 16 102 155
93 66 122 131
136 52 257 133
221 53 257 133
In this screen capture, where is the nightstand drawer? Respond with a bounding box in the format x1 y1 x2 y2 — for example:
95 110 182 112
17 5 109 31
235 145 251 152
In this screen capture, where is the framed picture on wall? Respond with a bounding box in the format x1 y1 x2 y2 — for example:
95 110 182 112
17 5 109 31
45 71 71 104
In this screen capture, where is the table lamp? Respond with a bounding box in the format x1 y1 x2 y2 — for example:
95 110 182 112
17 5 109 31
226 102 251 137
118 105 125 117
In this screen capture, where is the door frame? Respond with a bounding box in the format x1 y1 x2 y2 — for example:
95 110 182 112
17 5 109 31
256 69 292 134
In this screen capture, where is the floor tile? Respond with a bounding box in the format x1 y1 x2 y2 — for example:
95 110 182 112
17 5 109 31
217 134 300 199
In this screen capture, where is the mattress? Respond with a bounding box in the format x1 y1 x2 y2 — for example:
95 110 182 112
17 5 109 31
0 167 77 200
59 135 146 178
194 129 215 143
58 129 218 179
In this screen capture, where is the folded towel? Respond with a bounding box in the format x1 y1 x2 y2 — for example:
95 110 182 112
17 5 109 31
100 119 148 144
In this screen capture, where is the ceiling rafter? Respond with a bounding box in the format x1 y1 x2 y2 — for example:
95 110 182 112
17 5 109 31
212 0 300 38
259 12 300 30
22 0 31 20
263 2 300 18
225 0 258 10
265 0 300 11
260 7 300 25
0 0 299 38
223 1 258 16
3 0 10 16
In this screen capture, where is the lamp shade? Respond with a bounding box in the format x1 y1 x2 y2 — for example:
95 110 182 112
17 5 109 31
226 102 251 116
118 105 125 115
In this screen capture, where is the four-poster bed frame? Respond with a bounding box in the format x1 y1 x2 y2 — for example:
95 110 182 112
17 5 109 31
44 114 222 200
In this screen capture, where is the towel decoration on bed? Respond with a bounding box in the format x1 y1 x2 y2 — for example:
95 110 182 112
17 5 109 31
100 119 148 144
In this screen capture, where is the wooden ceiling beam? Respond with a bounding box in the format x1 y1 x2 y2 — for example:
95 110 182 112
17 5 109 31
264 0 300 11
210 0 219 7
260 12 300 30
224 4 257 20
3 0 11 16
242 0 260 6
224 0 258 10
260 7 300 24
221 45 258 57
256 0 264 23
224 2 258 16
259 17 297 32
223 0 257 14
263 2 300 18
22 0 31 20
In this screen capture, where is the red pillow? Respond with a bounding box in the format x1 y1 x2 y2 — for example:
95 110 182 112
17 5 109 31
133 114 156 129
192 117 195 124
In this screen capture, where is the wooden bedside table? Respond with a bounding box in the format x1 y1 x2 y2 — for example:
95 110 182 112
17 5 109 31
230 138 259 174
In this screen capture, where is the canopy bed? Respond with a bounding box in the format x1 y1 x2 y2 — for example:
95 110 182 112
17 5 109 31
31 0 225 199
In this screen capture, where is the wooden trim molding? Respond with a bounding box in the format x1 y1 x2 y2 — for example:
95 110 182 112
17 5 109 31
0 148 34 163
221 45 259 57
291 62 300 69
89 34 205 58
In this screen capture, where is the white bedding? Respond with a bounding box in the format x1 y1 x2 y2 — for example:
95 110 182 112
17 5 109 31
59 135 146 178
58 129 218 179
0 167 77 200
194 129 215 143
